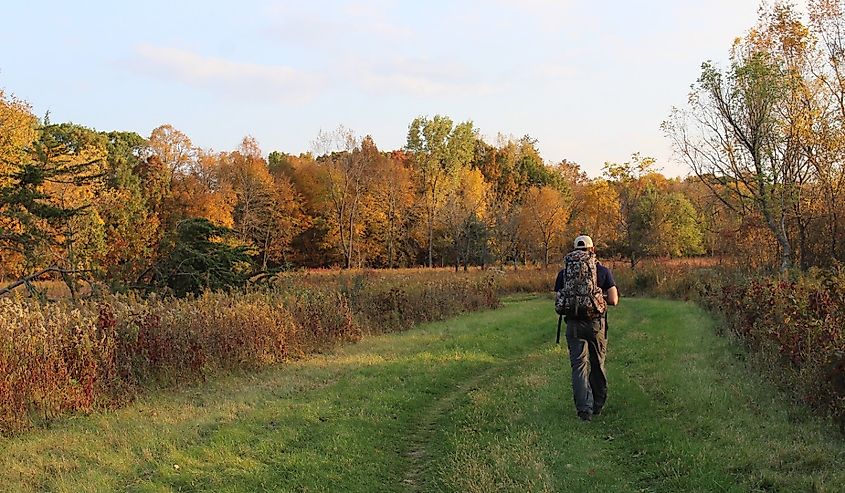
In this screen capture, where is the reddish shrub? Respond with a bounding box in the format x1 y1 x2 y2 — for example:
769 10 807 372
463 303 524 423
0 269 516 434
699 270 845 430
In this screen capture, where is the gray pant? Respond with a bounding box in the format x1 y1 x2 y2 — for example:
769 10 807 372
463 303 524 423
565 317 607 415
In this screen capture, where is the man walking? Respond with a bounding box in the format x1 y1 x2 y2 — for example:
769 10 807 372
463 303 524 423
554 235 618 421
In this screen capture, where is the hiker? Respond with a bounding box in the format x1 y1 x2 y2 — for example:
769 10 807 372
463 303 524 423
554 235 618 421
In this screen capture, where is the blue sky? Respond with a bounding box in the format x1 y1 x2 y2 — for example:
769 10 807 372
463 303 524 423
1 0 773 177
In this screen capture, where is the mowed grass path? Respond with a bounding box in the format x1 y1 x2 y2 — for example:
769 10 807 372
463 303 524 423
2 297 845 492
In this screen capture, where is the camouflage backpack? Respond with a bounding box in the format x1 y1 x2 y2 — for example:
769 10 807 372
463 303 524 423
555 250 607 320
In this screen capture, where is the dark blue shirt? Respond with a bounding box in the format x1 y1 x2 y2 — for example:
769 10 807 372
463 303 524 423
554 263 616 292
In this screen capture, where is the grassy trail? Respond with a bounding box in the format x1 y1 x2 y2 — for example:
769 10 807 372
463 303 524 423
2 296 844 492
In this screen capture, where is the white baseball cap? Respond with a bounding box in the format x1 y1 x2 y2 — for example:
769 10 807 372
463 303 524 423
574 235 593 249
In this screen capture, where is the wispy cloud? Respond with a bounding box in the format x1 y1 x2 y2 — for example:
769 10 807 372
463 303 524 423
266 1 412 49
128 44 323 103
350 57 504 96
263 1 513 98
535 62 580 81
478 0 576 30
491 0 573 11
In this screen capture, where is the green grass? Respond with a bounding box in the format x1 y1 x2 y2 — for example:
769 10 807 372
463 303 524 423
1 297 844 492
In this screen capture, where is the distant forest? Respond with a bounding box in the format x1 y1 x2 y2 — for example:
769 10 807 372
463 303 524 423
2 1 845 296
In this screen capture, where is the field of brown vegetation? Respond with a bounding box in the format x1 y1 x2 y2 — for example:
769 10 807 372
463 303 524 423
0 268 553 434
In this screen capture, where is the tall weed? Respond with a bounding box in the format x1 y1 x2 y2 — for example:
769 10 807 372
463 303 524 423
0 269 507 433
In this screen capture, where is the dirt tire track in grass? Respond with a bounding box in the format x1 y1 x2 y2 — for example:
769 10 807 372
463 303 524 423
400 356 522 491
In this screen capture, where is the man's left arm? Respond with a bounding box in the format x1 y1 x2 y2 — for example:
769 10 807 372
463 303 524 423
599 265 619 306
605 286 618 306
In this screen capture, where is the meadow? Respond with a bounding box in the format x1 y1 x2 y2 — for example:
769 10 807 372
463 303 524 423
2 296 844 492
4 261 844 434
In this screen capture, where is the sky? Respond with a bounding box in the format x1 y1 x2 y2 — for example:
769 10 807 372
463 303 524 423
0 0 777 177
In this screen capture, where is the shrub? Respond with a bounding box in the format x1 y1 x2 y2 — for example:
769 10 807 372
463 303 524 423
0 268 513 434
610 260 718 302
593 258 845 430
0 290 360 433
493 267 555 295
698 269 845 430
147 218 255 296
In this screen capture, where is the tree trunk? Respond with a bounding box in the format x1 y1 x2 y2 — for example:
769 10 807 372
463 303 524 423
830 193 839 262
262 229 271 271
779 235 793 272
65 232 79 301
798 213 808 271
347 214 354 269
758 195 792 272
337 203 348 269
464 237 471 271
387 200 396 269
428 216 434 268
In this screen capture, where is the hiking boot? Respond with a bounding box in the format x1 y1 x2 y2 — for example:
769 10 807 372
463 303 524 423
577 411 592 422
593 407 603 416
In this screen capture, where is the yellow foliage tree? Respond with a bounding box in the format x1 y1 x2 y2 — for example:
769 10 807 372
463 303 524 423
362 151 416 267
440 167 489 269
519 186 573 267
0 91 38 277
567 179 622 252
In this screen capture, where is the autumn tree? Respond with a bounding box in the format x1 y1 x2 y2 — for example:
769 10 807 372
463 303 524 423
566 179 621 252
223 138 277 261
406 115 475 267
665 3 814 271
475 135 570 267
263 175 309 268
603 154 658 267
365 150 416 267
0 90 38 278
312 127 377 268
489 200 524 269
96 131 160 284
280 153 335 266
440 167 489 270
268 150 298 177
0 123 107 298
223 137 306 270
149 124 197 184
805 0 845 262
172 149 236 228
0 90 37 185
519 185 573 267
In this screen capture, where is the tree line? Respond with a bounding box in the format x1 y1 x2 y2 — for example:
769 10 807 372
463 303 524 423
0 100 711 295
6 0 842 295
